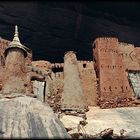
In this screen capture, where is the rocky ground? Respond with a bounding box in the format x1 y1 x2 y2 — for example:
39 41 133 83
60 106 140 139
46 78 64 113
98 97 140 109
1 93 140 139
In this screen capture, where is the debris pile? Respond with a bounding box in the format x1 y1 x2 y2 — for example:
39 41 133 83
70 128 128 139
97 97 140 109
46 88 63 113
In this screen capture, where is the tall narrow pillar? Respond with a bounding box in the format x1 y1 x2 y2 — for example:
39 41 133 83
61 51 87 112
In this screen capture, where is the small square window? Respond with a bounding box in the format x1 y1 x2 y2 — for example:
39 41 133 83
83 64 86 68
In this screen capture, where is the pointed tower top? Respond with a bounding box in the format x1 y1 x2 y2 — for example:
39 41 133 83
5 25 29 57
10 25 22 46
15 25 18 35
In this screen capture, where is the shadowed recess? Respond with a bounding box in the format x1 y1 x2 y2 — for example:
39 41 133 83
0 1 140 62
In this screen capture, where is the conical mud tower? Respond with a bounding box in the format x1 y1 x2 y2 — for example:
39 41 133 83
2 25 29 94
61 51 87 112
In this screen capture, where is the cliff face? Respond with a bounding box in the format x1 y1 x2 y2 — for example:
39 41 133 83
0 1 140 62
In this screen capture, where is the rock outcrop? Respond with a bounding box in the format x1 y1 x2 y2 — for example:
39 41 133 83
0 94 71 139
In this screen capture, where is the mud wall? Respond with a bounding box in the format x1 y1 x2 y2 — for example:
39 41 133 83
0 38 10 54
119 43 140 70
50 60 97 106
134 47 140 65
61 51 87 111
93 37 132 108
2 48 27 94
78 60 97 106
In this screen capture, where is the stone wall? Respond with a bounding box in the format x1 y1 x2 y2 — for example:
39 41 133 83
93 37 132 108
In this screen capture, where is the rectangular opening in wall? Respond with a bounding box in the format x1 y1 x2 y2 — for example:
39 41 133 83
109 86 112 91
83 64 86 68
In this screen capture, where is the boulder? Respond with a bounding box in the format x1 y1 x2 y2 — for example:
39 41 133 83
0 94 71 139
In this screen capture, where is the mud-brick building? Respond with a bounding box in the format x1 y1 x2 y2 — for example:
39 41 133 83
93 37 140 108
49 59 97 107
0 26 140 110
77 60 97 106
0 26 48 95
0 35 32 92
47 37 140 110
119 43 140 99
93 38 132 108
